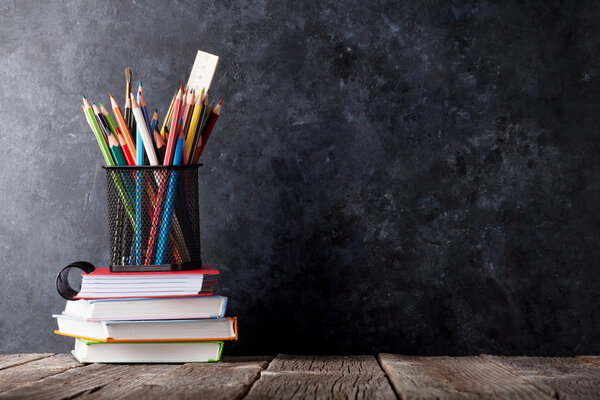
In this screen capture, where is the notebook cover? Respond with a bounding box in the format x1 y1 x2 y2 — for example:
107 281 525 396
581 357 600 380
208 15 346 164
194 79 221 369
86 267 219 276
74 293 214 300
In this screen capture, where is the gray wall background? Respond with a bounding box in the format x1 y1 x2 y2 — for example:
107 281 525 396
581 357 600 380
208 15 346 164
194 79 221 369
1 0 599 355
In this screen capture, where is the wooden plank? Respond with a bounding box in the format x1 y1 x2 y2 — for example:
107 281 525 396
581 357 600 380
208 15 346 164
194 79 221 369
577 356 600 367
483 355 600 400
245 354 396 400
379 354 551 400
0 353 54 371
111 360 270 400
72 364 178 399
0 354 82 393
0 363 158 400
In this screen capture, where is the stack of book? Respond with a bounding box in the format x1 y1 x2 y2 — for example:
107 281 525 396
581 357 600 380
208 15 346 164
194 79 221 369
53 267 237 363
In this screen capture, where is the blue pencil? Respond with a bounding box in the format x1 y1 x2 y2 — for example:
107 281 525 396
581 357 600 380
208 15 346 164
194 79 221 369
154 137 183 264
139 82 155 149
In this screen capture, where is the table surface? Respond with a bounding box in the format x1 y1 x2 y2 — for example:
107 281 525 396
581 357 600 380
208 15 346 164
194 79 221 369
0 353 599 399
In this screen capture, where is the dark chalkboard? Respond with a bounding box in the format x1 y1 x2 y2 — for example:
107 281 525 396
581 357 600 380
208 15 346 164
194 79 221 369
0 0 598 355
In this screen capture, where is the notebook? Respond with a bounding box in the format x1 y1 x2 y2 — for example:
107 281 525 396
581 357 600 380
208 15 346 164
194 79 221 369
62 296 227 321
75 268 219 299
72 338 223 363
54 315 237 342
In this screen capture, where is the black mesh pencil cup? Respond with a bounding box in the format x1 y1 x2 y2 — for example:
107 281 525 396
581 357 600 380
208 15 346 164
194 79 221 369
103 165 202 272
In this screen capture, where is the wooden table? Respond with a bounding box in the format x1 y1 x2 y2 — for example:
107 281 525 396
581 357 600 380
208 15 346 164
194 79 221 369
1 353 599 399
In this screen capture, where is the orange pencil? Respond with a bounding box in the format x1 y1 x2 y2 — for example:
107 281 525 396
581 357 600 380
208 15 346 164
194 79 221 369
109 94 136 164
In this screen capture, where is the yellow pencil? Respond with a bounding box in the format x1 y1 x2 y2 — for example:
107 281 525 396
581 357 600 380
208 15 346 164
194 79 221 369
184 94 202 162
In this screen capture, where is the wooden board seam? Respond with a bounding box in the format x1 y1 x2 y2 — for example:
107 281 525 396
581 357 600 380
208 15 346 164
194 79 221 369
0 353 55 372
238 358 272 399
376 354 402 400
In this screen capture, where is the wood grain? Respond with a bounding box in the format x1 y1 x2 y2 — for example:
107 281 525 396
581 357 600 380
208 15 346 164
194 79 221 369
0 354 82 394
0 363 160 400
577 356 600 367
245 354 396 400
379 354 551 400
115 360 270 400
0 353 54 371
483 355 600 400
72 364 179 399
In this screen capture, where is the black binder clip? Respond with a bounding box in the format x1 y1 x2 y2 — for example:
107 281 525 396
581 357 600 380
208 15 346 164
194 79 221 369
56 261 96 300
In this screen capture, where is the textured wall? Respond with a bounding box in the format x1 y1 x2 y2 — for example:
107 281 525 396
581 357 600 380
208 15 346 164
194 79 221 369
0 0 599 355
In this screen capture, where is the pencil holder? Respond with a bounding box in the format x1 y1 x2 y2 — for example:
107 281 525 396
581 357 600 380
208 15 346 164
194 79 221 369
103 165 202 272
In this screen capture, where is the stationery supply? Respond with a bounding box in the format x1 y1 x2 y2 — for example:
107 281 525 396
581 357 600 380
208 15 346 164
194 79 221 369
55 264 236 363
55 51 236 363
74 267 219 299
81 52 223 272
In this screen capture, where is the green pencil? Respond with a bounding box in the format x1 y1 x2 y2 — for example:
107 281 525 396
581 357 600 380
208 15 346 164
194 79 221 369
83 96 114 166
108 133 127 166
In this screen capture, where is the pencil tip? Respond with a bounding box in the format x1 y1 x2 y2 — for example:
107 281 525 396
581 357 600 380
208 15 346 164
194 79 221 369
179 84 183 90
82 94 86 99
218 99 223 105
139 81 142 86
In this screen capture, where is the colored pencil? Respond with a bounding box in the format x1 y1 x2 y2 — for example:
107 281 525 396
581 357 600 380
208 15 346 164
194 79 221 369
163 86 183 165
131 93 159 166
150 110 158 134
155 136 184 264
115 126 135 166
99 102 118 136
138 82 153 134
185 94 202 163
180 89 194 139
107 132 127 166
83 96 135 233
154 126 166 164
110 94 136 163
160 88 177 140
92 103 110 140
125 67 132 107
124 95 136 137
83 96 113 166
194 99 222 163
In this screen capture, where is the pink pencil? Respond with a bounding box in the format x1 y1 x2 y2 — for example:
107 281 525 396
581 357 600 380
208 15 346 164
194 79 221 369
163 85 183 165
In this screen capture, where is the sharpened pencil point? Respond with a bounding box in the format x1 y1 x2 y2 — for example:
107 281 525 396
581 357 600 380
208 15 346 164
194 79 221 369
218 99 223 105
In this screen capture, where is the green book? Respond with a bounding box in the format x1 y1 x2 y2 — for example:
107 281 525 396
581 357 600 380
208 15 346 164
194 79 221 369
72 339 223 363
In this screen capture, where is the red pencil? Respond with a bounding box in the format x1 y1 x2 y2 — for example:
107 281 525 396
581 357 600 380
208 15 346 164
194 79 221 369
115 126 135 166
193 99 222 163
163 86 183 165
